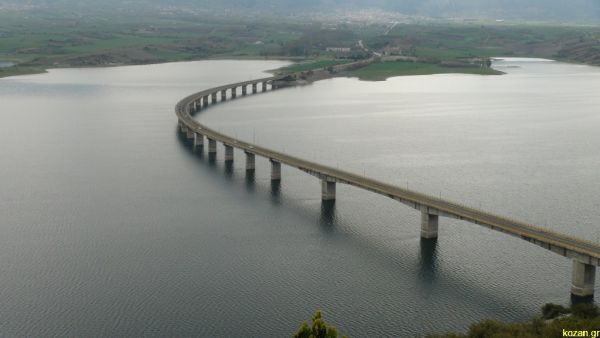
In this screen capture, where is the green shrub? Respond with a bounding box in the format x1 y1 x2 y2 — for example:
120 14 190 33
572 303 599 319
541 303 570 319
294 310 346 338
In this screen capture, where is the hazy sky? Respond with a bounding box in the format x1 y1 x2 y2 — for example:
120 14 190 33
2 0 599 22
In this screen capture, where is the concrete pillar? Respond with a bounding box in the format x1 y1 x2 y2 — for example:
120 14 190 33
252 83 257 94
224 144 234 162
321 180 336 201
211 92 217 104
221 90 227 101
179 122 185 133
194 133 204 148
202 96 208 108
242 85 247 96
262 82 267 92
245 152 255 171
421 210 439 239
270 160 281 181
572 260 596 297
208 138 217 154
231 87 237 99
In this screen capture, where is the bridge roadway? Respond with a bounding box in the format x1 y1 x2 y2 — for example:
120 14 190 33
175 74 600 298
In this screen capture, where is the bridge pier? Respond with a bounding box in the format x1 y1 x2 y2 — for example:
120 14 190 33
224 144 234 162
207 138 217 154
262 82 267 92
270 160 281 181
252 83 257 94
421 209 439 239
245 152 255 171
571 260 596 297
194 133 204 148
231 87 237 99
321 180 336 201
202 96 208 108
211 93 217 104
221 90 227 101
242 85 247 96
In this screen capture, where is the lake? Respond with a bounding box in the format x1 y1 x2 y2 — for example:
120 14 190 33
0 58 599 337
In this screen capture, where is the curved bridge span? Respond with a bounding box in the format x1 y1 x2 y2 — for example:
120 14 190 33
175 74 600 298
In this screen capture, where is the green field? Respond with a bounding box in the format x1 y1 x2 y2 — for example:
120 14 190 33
348 61 503 81
0 9 309 77
0 7 598 79
276 60 351 73
365 23 600 66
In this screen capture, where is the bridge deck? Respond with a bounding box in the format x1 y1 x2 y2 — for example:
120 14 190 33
175 76 600 265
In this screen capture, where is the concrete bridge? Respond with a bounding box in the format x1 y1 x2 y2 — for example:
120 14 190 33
175 73 600 298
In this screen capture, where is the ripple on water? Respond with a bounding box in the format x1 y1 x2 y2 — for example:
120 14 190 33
0 59 598 337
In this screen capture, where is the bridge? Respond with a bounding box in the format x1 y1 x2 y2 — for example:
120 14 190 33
174 70 600 298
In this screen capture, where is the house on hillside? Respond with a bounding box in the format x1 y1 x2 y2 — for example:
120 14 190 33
326 47 351 53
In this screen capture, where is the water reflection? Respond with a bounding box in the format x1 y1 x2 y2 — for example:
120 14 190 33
193 144 204 155
224 160 234 177
270 180 281 204
418 238 438 283
319 200 337 235
571 294 595 306
245 170 256 193
195 146 205 159
207 152 217 166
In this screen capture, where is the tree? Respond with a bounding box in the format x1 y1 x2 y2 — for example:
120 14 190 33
294 310 346 338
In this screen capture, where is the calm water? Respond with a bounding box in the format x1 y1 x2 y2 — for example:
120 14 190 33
0 61 14 68
1 58 599 337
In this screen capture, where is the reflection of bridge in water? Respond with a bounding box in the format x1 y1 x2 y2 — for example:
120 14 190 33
175 74 599 298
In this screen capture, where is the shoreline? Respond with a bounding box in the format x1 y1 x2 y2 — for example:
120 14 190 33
0 55 308 80
2 55 595 81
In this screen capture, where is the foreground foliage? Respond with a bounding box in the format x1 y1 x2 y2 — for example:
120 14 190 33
431 303 600 338
294 311 347 338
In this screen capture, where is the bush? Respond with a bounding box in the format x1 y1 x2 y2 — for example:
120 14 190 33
572 303 599 319
294 310 346 338
541 303 570 319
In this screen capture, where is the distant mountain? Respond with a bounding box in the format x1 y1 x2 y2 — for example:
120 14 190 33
2 0 599 23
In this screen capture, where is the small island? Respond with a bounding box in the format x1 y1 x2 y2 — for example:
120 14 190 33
274 58 503 82
347 59 503 81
